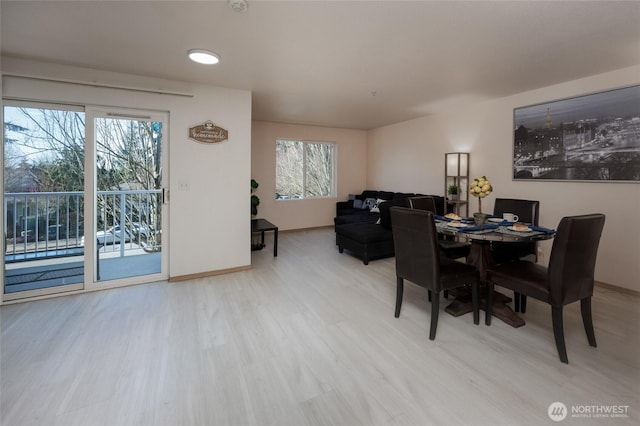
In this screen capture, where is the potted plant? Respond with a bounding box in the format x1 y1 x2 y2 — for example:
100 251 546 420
469 175 493 225
251 179 260 216
251 179 263 250
448 184 459 201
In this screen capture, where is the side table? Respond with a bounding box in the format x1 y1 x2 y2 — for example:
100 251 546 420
251 218 278 257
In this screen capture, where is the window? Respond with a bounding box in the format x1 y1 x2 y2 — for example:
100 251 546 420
275 139 336 199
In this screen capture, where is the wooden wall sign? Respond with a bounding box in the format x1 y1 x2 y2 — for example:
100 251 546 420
188 120 228 143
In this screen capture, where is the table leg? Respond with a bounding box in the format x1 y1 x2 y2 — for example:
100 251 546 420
273 228 278 257
445 240 525 328
466 240 492 283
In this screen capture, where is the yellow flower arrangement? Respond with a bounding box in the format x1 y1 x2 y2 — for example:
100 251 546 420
469 175 493 213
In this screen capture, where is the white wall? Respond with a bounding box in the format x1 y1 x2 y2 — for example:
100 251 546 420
1 58 252 280
368 65 640 292
251 121 367 230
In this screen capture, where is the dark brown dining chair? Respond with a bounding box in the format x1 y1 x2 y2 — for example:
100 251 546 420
492 198 540 312
408 196 471 261
391 207 480 340
492 197 540 262
486 213 605 363
408 196 437 211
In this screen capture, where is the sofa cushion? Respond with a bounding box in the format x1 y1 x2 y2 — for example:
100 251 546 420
359 190 379 200
393 192 415 200
334 212 379 226
378 191 395 200
335 222 392 243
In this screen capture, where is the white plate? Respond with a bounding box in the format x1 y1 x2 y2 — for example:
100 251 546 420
508 226 532 232
488 218 504 223
448 222 469 228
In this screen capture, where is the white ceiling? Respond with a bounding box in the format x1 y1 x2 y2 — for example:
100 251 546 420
2 1 640 130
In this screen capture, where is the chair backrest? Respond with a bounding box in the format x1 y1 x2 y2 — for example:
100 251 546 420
390 207 441 291
548 214 606 306
493 198 540 225
492 198 541 260
408 196 437 213
378 197 409 229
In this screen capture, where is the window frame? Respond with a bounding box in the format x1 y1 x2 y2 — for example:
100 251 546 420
275 139 337 200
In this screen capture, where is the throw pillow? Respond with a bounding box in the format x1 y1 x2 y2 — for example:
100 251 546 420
348 194 357 200
353 199 364 209
362 197 377 210
370 198 385 213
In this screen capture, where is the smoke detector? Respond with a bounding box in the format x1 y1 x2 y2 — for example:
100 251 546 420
228 0 248 12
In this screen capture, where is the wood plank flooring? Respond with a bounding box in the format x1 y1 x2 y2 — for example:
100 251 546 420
1 227 638 425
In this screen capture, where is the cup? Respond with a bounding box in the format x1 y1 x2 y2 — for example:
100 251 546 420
503 213 519 222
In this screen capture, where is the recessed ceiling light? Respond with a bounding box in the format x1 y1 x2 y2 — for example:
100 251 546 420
228 0 248 12
188 49 220 65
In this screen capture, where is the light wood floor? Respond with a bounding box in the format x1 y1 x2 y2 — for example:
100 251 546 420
1 227 638 425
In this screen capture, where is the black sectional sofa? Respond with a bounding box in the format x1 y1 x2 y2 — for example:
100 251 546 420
334 190 448 265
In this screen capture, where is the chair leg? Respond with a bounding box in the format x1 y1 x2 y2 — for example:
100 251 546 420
521 295 527 313
429 292 440 340
471 275 480 325
581 297 597 347
552 306 569 364
444 290 449 299
395 276 404 318
514 292 521 312
428 290 432 302
485 282 493 326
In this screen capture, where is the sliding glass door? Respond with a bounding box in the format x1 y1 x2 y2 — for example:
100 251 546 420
3 103 168 300
3 102 86 299
88 109 167 284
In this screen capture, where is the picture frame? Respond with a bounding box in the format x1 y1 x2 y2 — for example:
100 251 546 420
513 85 640 182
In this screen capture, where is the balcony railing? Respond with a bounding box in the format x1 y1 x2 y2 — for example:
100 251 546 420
4 190 161 262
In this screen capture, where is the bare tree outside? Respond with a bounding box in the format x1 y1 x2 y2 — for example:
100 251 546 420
4 107 85 193
275 139 335 199
4 106 163 250
95 117 163 250
4 107 86 244
275 140 303 199
305 143 334 197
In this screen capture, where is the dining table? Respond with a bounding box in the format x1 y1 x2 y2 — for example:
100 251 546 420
435 215 556 327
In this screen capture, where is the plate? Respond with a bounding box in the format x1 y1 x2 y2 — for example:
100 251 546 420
488 218 504 223
448 222 469 228
508 226 532 232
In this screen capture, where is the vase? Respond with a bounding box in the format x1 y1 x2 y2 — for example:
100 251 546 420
474 212 488 226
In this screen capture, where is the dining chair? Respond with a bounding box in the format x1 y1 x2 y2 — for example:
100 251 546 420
492 197 540 261
486 213 605 363
390 207 480 340
492 197 540 312
408 196 471 261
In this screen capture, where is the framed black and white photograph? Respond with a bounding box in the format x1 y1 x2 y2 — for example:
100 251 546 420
513 85 640 182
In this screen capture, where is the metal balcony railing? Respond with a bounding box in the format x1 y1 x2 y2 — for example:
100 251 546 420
4 190 161 262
